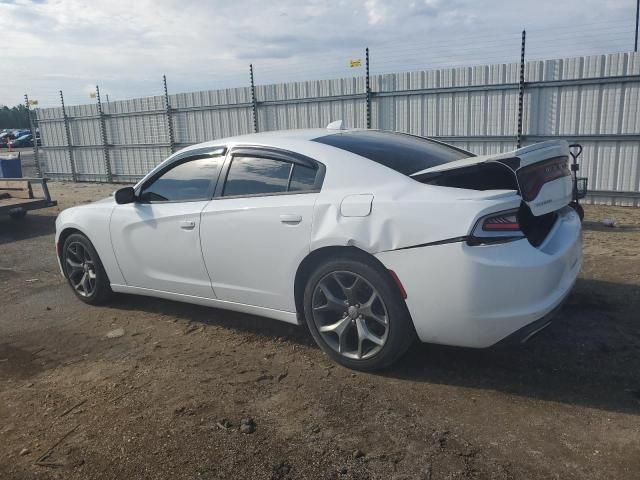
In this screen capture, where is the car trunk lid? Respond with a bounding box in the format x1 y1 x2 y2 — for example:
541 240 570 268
411 140 573 216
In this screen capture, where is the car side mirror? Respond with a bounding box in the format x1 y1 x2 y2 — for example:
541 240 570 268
115 186 136 204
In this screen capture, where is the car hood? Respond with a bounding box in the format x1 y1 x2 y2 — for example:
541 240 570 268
56 196 115 225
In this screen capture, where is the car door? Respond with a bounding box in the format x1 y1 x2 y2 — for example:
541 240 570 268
199 148 324 312
110 151 224 298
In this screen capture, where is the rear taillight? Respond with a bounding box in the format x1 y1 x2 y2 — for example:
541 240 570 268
481 212 520 232
468 209 525 245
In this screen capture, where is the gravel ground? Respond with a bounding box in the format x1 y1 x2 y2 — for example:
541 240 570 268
0 182 639 480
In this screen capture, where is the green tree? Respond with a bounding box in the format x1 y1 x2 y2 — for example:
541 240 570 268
0 105 30 130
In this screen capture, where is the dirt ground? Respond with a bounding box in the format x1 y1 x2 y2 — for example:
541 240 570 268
0 181 639 480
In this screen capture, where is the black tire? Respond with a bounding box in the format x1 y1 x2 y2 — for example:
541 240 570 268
303 254 416 371
62 233 112 305
9 210 26 220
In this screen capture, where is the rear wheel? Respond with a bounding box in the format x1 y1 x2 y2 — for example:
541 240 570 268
62 233 112 305
303 255 416 371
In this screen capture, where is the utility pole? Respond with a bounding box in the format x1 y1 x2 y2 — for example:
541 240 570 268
96 85 112 182
24 94 42 177
60 90 77 182
635 0 639 52
516 30 526 149
249 64 258 133
163 75 176 153
365 47 371 129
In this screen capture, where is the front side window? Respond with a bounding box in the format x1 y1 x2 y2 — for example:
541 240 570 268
223 155 319 197
140 155 222 202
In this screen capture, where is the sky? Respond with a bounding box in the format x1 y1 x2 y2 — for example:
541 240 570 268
0 0 636 107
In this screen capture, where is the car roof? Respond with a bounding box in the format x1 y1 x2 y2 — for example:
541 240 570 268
178 128 342 153
141 128 416 191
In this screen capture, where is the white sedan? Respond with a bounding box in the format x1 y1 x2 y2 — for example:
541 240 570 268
55 124 582 370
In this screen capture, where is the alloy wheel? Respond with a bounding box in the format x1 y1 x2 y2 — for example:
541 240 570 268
311 271 389 360
65 241 97 297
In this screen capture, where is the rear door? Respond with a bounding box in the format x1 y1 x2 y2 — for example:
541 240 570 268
110 151 224 298
199 148 323 312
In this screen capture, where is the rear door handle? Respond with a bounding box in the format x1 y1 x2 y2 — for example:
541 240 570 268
180 220 196 230
280 214 302 225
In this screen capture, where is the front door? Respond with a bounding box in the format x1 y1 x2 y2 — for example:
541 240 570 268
110 152 224 298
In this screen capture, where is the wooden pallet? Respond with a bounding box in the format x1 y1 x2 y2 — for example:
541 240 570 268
0 179 34 199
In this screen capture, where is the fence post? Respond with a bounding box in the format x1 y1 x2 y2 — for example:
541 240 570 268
24 94 42 178
516 30 526 148
366 47 371 129
60 90 77 182
249 64 259 133
163 75 176 154
96 85 112 182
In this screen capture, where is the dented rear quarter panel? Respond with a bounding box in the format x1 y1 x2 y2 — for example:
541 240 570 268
310 178 522 254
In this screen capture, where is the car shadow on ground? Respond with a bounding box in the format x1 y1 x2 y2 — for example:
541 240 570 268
388 278 640 415
0 213 56 245
109 294 317 347
108 277 640 415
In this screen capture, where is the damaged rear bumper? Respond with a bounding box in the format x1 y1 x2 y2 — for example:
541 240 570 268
375 207 582 348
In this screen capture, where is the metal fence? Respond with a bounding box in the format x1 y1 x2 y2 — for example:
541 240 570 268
31 50 640 205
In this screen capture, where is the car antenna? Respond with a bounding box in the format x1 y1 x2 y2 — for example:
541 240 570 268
326 120 346 130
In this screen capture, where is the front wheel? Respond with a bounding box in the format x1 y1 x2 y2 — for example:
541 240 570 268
62 233 112 305
303 255 416 371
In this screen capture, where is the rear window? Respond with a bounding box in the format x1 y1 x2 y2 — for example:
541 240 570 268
312 131 472 176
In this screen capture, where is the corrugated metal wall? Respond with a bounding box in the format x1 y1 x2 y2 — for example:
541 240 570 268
36 51 640 205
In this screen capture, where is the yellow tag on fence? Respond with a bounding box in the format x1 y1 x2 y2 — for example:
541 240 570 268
350 59 362 68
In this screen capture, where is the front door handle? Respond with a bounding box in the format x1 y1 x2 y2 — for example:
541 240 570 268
180 220 196 230
280 214 302 225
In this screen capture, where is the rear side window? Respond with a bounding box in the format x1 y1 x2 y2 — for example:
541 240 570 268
312 130 472 176
223 156 290 196
140 155 222 202
223 155 319 197
289 164 317 191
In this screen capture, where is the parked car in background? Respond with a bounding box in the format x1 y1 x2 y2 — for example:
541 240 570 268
55 126 583 370
9 134 34 148
0 132 15 148
0 130 31 148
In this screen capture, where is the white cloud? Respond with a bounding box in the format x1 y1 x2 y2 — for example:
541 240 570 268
364 0 388 25
0 0 635 106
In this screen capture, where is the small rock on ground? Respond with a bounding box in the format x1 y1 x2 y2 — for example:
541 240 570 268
240 417 256 434
106 328 125 339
